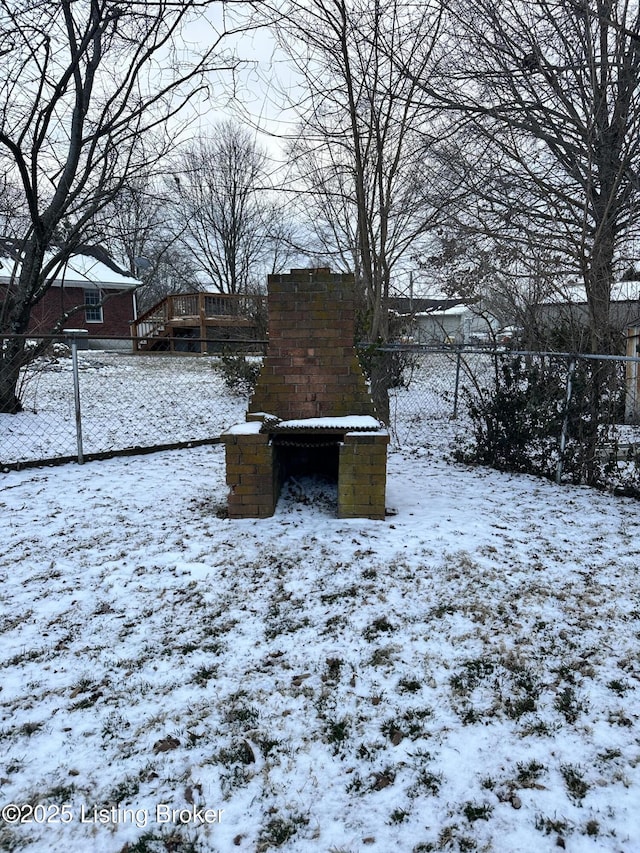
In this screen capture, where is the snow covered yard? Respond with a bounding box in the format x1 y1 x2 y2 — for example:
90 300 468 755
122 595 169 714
1 433 639 853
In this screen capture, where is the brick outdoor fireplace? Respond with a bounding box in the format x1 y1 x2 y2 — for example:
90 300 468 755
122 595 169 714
221 268 389 519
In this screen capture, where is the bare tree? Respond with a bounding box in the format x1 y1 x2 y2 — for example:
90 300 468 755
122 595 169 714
425 227 595 350
253 0 456 419
0 0 239 412
97 178 198 313
411 0 640 355
264 1 449 333
171 120 292 295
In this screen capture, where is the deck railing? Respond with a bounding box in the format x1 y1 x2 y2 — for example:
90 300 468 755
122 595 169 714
131 292 266 350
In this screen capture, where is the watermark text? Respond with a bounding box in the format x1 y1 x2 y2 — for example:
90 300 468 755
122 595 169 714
1 803 224 828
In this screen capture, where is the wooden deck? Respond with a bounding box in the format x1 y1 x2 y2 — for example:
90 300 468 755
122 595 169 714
131 292 266 353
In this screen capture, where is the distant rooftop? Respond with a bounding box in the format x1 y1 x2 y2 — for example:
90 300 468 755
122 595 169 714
0 238 139 290
388 296 473 314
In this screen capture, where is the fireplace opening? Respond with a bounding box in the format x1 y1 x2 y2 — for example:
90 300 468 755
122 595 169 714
273 436 341 511
274 435 340 483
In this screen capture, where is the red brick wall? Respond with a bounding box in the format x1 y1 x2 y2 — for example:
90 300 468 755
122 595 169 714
224 268 389 520
27 286 134 337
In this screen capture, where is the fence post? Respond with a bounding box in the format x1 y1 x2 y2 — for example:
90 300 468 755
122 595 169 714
556 358 576 485
453 346 462 419
64 329 88 464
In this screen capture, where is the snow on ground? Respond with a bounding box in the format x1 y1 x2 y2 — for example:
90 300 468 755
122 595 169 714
1 420 640 853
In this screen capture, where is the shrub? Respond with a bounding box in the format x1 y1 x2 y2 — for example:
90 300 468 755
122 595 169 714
356 343 418 391
216 351 261 396
459 355 566 478
457 353 637 492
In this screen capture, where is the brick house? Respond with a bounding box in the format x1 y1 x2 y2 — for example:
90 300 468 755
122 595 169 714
0 240 139 347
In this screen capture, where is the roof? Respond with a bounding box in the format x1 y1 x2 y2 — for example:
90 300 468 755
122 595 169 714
388 296 472 314
542 280 640 305
0 238 139 291
415 304 472 318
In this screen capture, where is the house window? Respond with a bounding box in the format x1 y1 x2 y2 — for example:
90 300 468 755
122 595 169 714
84 289 103 323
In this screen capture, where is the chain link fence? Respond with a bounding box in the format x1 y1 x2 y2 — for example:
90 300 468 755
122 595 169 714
1 335 251 467
385 347 490 444
381 345 640 493
2 336 640 494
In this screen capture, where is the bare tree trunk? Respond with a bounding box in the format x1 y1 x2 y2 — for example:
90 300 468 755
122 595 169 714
368 284 391 422
369 351 391 424
0 337 26 413
584 231 616 355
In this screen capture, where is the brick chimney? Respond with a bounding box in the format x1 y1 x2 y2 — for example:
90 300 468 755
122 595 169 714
249 267 375 420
